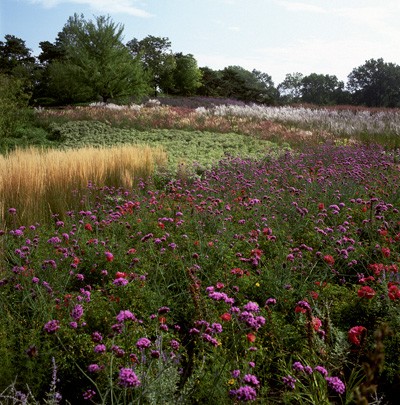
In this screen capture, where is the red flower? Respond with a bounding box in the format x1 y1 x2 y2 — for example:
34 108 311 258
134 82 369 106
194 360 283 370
318 203 325 211
84 223 93 232
310 291 319 300
348 326 367 345
381 247 391 258
357 286 376 299
295 306 307 314
311 317 322 331
105 251 114 262
388 283 400 300
115 272 127 279
246 333 256 343
323 255 335 266
220 313 232 322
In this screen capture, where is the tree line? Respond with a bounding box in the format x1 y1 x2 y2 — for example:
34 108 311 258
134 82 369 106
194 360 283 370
1 13 400 107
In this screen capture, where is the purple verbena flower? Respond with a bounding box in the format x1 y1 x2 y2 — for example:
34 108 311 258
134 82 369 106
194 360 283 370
325 376 345 394
44 320 60 334
118 368 141 388
136 337 151 350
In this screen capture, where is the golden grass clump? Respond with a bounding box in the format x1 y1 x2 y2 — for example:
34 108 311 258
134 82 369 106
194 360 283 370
0 145 167 227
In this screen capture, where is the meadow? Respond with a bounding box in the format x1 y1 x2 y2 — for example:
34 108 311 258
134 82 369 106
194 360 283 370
0 101 400 404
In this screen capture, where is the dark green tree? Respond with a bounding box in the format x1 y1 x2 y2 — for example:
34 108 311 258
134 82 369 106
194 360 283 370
300 73 345 105
197 67 223 97
0 35 37 101
46 14 149 104
219 66 277 104
0 35 36 77
127 35 175 97
347 58 400 107
278 72 304 104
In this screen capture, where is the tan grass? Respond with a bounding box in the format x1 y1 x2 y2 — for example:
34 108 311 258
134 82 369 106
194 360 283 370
0 145 167 227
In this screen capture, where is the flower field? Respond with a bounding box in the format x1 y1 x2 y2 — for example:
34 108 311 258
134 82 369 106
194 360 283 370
1 103 400 404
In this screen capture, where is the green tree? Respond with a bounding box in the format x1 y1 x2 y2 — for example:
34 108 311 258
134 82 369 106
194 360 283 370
347 58 400 107
46 14 149 104
197 67 223 97
0 35 37 101
0 74 30 139
278 72 304 104
165 53 202 96
127 35 175 97
300 73 345 105
219 66 277 104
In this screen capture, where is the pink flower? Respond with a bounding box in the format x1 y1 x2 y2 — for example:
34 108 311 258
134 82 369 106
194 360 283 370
348 326 367 345
357 286 376 299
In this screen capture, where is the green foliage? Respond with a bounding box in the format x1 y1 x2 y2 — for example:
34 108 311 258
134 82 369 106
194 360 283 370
0 74 31 140
347 58 400 107
46 14 150 104
50 120 281 171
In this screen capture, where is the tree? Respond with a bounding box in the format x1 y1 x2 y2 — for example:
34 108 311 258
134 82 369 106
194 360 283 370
0 74 30 139
0 35 37 100
46 14 149 104
164 53 202 96
0 35 36 77
300 73 345 105
278 72 304 103
347 58 400 107
219 66 277 104
197 67 223 97
127 35 175 96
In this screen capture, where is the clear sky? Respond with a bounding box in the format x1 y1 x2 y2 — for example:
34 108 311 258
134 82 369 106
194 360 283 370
1 0 400 85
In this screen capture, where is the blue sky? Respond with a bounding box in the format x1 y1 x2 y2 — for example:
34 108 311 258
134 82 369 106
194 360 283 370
1 0 400 85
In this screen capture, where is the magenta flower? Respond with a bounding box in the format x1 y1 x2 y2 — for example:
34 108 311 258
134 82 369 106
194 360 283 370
71 304 84 321
136 337 151 350
326 376 345 394
44 320 60 334
118 368 141 387
116 310 136 323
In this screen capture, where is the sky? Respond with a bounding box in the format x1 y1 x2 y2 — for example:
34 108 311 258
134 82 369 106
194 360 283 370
1 0 400 85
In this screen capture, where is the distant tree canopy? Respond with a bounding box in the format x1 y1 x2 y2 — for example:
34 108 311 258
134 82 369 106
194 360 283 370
347 58 400 107
2 15 400 107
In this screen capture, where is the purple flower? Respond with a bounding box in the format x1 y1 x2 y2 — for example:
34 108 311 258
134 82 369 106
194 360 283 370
243 374 260 386
91 331 103 342
243 301 260 312
326 376 345 394
230 385 257 401
88 364 102 373
71 304 84 321
111 345 125 357
44 320 60 334
158 306 170 314
94 344 106 353
314 365 328 376
113 278 128 286
296 300 311 311
136 337 151 350
82 390 96 400
292 361 304 372
282 375 296 390
170 339 180 351
211 323 223 334
304 366 313 374
231 369 241 378
118 368 141 388
116 310 136 323
265 298 277 306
